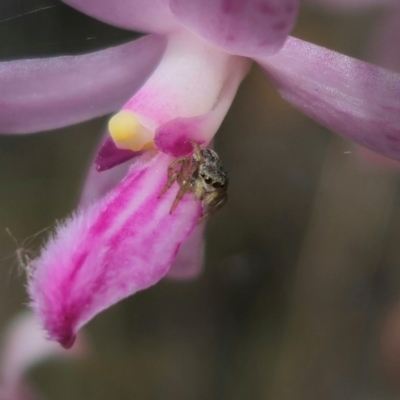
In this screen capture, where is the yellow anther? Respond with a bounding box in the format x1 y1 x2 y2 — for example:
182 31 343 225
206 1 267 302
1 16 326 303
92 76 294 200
108 110 154 152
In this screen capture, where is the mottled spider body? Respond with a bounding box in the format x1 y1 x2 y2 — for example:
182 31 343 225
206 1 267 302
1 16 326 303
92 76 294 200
159 142 228 222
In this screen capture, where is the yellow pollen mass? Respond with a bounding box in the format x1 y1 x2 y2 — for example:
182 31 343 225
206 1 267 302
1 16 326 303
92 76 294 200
108 110 154 151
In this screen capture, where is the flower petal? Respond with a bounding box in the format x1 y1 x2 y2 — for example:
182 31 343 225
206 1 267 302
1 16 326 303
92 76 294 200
29 153 202 348
81 145 204 280
258 37 400 161
170 0 299 57
120 32 249 152
81 132 142 205
154 57 250 156
80 155 131 207
0 35 167 134
167 224 205 280
94 138 142 172
0 312 85 399
61 0 180 34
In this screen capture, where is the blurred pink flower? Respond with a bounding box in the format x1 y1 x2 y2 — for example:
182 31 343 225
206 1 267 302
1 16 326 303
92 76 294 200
3 0 400 347
307 0 400 72
0 312 86 400
306 0 395 12
308 0 400 168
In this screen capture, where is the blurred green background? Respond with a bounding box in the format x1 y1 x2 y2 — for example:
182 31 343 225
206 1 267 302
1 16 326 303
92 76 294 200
1 1 400 399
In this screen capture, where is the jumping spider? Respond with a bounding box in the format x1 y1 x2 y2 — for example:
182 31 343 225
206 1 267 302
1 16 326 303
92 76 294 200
158 142 228 223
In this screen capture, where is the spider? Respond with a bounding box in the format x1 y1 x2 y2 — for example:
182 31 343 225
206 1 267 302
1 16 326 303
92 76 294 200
158 142 228 223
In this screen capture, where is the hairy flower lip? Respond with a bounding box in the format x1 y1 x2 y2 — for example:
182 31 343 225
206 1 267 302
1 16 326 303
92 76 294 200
28 154 202 347
60 334 76 350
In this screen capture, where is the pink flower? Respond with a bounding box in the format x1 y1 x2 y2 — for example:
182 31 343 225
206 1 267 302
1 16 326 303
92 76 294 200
306 0 395 12
307 0 400 72
0 312 86 400
3 0 400 348
307 0 400 168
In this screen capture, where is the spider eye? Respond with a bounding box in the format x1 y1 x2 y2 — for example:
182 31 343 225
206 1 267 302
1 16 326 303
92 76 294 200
212 182 222 188
204 177 212 184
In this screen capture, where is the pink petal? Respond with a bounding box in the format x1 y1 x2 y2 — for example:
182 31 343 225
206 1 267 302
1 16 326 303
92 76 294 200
0 312 85 399
80 156 131 207
80 144 204 280
0 35 166 134
169 0 299 57
0 384 39 400
80 160 204 281
155 56 250 156
29 154 202 348
258 36 400 161
123 32 250 141
167 224 205 280
61 0 180 34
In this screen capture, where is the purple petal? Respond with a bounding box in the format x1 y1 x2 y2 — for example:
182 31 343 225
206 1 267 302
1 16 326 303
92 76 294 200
167 224 205 280
82 133 142 205
257 36 400 161
61 0 179 34
80 155 131 207
29 154 202 348
155 56 250 156
0 35 166 134
169 0 299 57
95 138 142 171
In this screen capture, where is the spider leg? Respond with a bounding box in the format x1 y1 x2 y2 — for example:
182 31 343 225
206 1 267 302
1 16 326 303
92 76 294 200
176 158 192 186
198 191 228 223
158 157 186 198
159 144 205 213
190 141 204 163
169 154 203 213
170 180 192 214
